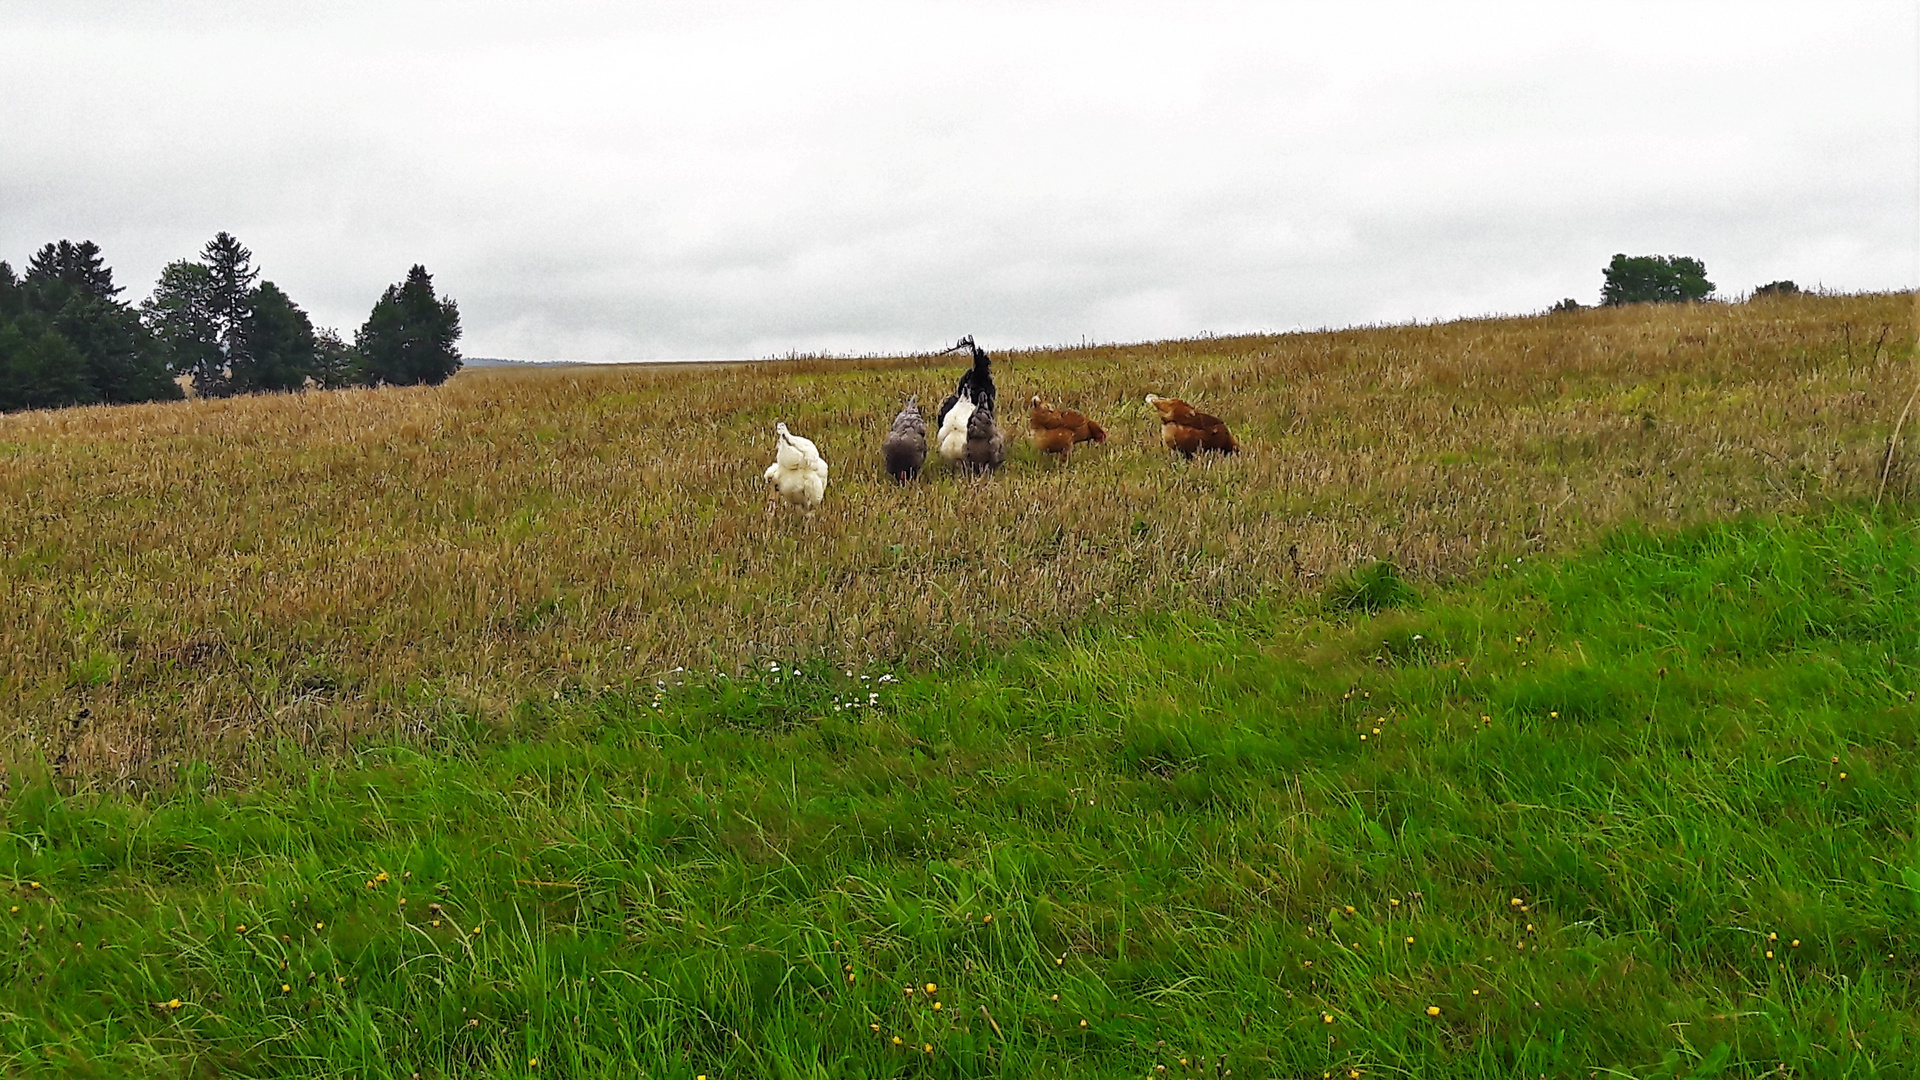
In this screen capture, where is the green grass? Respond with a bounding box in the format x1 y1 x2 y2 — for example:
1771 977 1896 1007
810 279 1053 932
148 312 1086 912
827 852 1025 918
5 507 1919 1078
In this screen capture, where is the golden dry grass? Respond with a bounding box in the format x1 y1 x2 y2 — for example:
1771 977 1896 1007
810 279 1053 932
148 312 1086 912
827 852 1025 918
2 292 1913 781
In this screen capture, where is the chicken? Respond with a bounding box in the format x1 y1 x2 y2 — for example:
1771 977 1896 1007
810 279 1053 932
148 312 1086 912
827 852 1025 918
882 394 927 482
935 335 996 431
936 396 975 465
962 399 1006 473
764 421 829 512
1145 393 1239 458
1028 394 1107 461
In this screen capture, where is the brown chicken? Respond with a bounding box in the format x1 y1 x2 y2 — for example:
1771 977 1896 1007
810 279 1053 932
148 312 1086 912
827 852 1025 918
1028 395 1107 461
1145 393 1238 458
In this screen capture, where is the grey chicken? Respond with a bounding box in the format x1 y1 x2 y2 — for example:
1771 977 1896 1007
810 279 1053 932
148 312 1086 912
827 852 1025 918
962 398 1006 473
882 394 927 482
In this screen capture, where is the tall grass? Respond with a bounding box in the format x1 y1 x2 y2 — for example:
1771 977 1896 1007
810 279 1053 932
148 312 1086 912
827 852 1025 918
3 508 1915 1076
0 293 1913 782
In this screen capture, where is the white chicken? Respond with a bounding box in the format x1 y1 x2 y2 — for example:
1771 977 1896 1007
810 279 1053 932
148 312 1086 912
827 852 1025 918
936 397 976 466
764 421 829 513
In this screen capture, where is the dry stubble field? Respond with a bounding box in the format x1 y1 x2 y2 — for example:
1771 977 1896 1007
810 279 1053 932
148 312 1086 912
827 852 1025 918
1 291 1913 783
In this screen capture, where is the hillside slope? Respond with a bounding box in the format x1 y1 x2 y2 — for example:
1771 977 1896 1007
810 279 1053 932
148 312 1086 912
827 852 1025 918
0 292 1912 779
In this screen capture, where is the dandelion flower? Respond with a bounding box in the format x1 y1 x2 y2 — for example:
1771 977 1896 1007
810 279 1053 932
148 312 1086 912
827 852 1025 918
314 922 324 930
1079 1019 1089 1028
165 998 182 1010
923 1044 933 1053
1549 711 1558 719
933 1001 943 1011
235 924 246 933
1768 932 1777 941
1510 898 1523 907
1343 906 1355 914
1389 898 1400 907
870 1023 881 1032
1792 939 1801 948
472 926 482 935
281 984 291 993
1405 936 1414 944
1323 1013 1334 1024
1427 1005 1441 1016
1765 950 1774 959
925 983 937 994
891 1036 903 1046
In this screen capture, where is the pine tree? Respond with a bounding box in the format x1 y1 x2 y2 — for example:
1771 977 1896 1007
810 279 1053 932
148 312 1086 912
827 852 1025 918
143 260 228 397
357 265 463 386
139 233 277 398
20 240 180 405
25 240 121 303
310 328 365 389
233 281 317 393
0 314 96 412
0 262 20 322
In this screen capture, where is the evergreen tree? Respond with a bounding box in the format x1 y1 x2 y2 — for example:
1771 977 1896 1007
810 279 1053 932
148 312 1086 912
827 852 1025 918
0 262 20 322
232 281 317 393
143 260 228 397
25 240 120 304
1600 254 1715 306
0 313 96 412
139 233 273 398
310 327 365 389
356 265 462 386
20 240 180 404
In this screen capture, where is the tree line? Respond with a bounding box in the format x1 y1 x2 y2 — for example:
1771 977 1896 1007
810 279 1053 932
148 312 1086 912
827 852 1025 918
0 233 461 414
1552 253 1806 313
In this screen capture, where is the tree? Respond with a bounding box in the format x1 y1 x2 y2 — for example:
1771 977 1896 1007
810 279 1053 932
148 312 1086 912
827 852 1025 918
1549 298 1583 314
0 314 95 412
310 328 364 389
25 240 120 304
231 281 316 393
142 260 228 397
139 232 277 398
357 265 462 386
1753 280 1800 299
1600 254 1714 306
0 262 20 322
19 240 179 405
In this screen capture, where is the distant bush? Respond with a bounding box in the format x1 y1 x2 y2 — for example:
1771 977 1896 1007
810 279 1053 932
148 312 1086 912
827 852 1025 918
1601 254 1714 306
1753 280 1801 299
1549 298 1584 314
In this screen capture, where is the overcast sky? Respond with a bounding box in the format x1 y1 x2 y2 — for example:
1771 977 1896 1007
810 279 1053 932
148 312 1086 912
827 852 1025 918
2 2 1914 361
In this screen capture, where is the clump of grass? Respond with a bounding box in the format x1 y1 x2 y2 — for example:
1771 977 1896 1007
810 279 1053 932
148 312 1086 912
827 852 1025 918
1322 558 1419 613
3 508 1916 1076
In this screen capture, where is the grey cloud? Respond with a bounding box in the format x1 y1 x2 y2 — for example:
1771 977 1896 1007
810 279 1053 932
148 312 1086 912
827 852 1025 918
2 1 1912 361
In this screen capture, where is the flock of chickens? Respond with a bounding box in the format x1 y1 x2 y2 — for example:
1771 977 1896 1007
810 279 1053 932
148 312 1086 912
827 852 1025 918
765 336 1238 512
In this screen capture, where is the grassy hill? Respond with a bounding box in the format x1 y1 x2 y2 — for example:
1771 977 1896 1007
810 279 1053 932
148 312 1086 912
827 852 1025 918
1 292 1918 1076
0 291 1912 784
